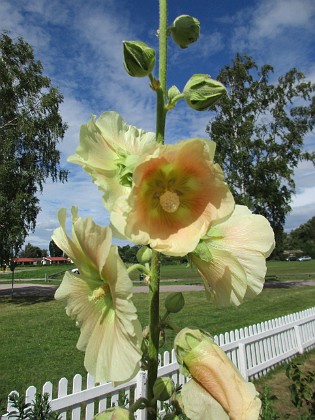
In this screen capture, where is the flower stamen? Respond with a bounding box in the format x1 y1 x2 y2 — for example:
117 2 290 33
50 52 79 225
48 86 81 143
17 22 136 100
159 190 180 213
90 284 111 302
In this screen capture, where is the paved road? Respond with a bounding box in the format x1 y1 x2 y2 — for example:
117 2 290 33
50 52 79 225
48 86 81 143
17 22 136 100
0 279 314 297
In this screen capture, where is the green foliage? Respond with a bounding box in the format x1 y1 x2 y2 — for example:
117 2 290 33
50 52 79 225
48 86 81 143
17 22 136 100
260 385 279 419
283 217 315 258
207 53 315 255
48 240 63 258
0 33 68 262
286 363 315 418
7 392 60 419
19 243 47 258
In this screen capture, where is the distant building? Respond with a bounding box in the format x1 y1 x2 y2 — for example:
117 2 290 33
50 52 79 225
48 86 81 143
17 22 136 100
12 257 43 266
12 257 71 265
42 257 71 265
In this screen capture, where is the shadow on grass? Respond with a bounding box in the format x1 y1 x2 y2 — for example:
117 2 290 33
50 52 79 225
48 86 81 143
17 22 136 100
0 286 58 304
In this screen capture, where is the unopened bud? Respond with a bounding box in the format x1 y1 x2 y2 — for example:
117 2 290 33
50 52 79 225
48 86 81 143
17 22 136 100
153 377 175 401
136 246 152 263
165 292 185 313
170 15 200 49
93 407 133 419
123 41 156 77
183 74 226 111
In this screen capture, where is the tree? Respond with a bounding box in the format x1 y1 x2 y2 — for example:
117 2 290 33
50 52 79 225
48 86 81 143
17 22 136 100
207 54 315 254
284 216 315 258
19 243 47 258
49 239 63 257
0 34 68 262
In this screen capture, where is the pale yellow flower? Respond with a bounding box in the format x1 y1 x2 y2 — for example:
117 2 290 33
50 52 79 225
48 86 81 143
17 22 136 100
53 207 142 384
190 205 275 307
175 328 261 420
111 138 234 256
68 112 156 210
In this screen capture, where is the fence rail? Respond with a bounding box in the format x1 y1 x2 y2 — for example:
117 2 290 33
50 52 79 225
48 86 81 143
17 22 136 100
3 306 315 420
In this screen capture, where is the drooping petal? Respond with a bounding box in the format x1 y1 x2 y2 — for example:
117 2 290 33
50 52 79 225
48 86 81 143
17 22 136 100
191 248 248 307
191 205 275 307
53 208 142 384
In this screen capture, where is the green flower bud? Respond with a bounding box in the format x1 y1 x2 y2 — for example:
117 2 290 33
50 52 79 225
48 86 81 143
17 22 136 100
136 246 152 264
164 292 185 313
167 85 183 109
93 407 133 419
183 74 226 111
153 377 175 401
170 15 200 49
174 328 213 374
123 41 156 77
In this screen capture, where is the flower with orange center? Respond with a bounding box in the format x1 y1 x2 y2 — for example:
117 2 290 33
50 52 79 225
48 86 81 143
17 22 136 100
110 138 235 256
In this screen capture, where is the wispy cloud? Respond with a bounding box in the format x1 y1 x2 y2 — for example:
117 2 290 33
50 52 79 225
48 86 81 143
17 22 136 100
1 0 314 249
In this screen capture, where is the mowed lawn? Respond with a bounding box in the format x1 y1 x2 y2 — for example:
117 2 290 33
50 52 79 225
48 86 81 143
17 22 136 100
0 258 315 283
1 278 315 407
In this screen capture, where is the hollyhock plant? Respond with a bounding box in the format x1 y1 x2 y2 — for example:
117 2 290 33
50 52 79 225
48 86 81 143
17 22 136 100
190 205 275 307
175 328 261 420
68 111 157 211
53 207 143 384
111 138 235 256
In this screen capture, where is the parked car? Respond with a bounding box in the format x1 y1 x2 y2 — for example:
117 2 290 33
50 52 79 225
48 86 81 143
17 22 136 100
297 256 312 261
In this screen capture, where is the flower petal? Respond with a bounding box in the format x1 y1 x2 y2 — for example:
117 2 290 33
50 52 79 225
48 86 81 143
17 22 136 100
54 209 142 384
112 138 234 256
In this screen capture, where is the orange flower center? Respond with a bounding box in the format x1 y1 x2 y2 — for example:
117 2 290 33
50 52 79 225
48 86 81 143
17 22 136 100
159 190 180 213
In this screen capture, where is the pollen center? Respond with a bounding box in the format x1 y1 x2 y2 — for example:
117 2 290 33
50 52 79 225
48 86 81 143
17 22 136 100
159 190 180 213
90 284 110 302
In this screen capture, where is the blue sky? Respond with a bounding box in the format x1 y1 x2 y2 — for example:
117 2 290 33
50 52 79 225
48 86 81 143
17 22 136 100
0 0 314 251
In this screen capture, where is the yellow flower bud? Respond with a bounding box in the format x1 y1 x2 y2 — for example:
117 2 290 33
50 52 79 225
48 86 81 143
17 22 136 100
174 328 261 419
184 74 226 111
170 15 200 49
123 41 156 77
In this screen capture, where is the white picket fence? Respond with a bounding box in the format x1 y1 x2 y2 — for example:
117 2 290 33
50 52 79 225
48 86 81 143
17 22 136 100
3 306 315 420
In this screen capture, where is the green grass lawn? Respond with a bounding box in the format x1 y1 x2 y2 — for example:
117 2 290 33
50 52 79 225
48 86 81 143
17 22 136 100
1 285 315 409
1 259 314 283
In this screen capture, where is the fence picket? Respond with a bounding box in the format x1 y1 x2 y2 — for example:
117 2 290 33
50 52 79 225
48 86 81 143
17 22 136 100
4 306 315 420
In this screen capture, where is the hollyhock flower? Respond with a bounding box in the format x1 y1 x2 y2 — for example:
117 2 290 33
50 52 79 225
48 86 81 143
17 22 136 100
68 111 156 211
53 207 142 384
111 138 235 256
190 205 275 307
175 328 261 420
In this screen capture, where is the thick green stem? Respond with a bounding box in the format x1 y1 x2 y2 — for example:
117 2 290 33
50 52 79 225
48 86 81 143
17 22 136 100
147 250 160 417
156 0 167 145
147 2 168 418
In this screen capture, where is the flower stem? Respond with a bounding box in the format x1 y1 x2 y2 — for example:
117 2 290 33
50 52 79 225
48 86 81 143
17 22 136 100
147 2 168 418
147 249 160 417
156 0 168 145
